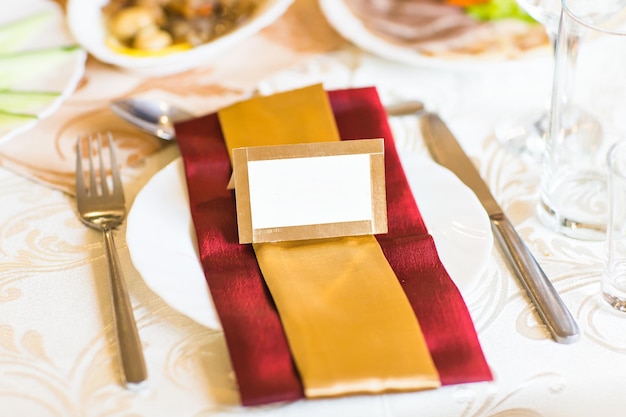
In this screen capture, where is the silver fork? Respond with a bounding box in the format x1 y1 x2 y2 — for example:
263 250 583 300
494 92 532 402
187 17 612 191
76 132 148 389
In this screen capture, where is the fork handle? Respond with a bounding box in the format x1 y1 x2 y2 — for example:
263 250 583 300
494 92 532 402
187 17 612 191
102 225 148 389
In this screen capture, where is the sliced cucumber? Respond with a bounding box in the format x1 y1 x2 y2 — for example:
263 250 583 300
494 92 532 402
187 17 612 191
0 89 60 114
0 45 81 89
0 11 54 53
0 110 37 136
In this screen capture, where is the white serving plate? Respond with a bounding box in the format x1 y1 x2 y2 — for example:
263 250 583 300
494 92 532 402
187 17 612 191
318 0 550 71
126 151 493 329
67 0 294 76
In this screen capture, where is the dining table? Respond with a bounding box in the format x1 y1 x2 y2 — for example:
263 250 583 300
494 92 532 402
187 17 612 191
2 0 626 416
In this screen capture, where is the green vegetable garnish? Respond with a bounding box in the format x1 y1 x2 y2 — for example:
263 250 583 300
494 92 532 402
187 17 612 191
466 0 536 22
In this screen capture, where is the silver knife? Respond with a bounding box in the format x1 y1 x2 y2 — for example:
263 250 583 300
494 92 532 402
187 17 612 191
420 112 580 344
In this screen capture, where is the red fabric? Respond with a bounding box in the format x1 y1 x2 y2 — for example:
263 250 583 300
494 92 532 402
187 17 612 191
175 115 303 406
174 86 492 406
329 87 493 384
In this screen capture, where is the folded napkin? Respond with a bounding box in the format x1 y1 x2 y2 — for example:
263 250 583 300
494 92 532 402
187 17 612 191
174 86 492 406
217 85 440 399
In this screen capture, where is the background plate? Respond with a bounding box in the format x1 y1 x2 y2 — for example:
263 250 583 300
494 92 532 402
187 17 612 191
318 0 550 70
67 0 294 76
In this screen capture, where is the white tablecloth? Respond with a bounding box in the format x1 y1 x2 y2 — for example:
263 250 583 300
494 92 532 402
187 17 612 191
2 1 625 416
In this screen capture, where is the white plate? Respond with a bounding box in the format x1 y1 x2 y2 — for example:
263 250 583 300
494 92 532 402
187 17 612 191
318 0 549 70
127 151 492 329
67 0 294 76
0 0 86 143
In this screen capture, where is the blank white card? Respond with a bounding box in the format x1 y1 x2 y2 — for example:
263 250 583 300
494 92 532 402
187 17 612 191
247 153 373 229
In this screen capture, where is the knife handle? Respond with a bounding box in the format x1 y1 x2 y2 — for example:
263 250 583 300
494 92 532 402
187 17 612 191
490 213 580 344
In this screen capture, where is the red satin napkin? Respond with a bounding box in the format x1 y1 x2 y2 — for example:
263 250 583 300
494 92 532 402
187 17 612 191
329 90 492 385
174 86 492 406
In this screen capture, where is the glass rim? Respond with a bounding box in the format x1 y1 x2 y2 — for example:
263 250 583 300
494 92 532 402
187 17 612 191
562 0 626 36
607 140 626 181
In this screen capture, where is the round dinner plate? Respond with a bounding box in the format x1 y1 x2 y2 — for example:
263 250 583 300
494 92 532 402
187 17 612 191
127 151 493 329
0 0 86 143
318 0 550 70
67 0 294 76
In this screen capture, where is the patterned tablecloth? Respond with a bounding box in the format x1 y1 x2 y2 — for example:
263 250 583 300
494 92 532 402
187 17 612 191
2 1 625 416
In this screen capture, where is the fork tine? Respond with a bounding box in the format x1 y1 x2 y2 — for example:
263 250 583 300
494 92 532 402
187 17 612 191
76 136 86 196
106 132 123 198
76 133 124 200
95 133 109 197
86 135 98 196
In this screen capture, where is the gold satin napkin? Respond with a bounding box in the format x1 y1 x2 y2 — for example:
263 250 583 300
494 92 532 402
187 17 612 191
218 84 440 398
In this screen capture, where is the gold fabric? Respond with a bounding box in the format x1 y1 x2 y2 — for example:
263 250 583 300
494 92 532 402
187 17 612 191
217 84 440 398
254 237 440 397
218 84 340 155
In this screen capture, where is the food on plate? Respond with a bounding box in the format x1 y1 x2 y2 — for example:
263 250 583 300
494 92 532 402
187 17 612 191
344 0 548 59
461 0 532 21
0 111 37 132
0 90 61 114
0 10 53 52
102 0 260 55
0 9 81 82
0 45 82 88
0 11 81 91
0 8 84 140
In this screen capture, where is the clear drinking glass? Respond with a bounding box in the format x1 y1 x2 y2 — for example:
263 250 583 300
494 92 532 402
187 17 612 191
604 140 626 311
494 0 561 161
517 0 562 33
538 0 626 240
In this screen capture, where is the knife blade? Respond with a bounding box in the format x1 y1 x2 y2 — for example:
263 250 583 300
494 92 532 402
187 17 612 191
420 112 580 344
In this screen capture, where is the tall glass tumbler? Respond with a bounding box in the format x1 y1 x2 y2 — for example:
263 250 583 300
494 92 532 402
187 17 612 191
604 140 626 311
538 0 626 240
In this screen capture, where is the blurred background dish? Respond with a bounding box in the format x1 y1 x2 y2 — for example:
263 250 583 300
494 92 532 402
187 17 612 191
318 0 550 69
0 0 86 143
67 0 295 76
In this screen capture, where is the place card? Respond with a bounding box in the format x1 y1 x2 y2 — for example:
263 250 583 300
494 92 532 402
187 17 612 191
233 139 387 243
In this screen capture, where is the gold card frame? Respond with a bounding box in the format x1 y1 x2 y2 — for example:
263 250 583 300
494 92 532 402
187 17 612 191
233 139 388 243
